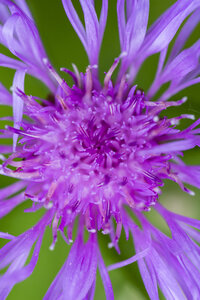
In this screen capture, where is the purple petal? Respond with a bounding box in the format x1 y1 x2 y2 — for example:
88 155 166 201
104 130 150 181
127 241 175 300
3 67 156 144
149 40 200 97
62 0 108 66
169 8 200 62
12 69 26 150
0 193 26 218
98 250 114 300
172 164 200 189
62 0 87 51
0 234 43 299
14 0 33 19
163 41 200 83
0 2 9 22
107 248 149 271
44 233 98 300
98 0 108 46
0 53 26 69
116 0 125 49
0 0 56 91
160 76 200 100
0 211 51 298
141 138 200 154
139 0 200 58
133 229 159 300
0 181 26 200
0 232 14 239
0 83 12 105
118 0 149 76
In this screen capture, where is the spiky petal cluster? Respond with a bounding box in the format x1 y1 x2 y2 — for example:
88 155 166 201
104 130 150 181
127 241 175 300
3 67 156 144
0 0 200 299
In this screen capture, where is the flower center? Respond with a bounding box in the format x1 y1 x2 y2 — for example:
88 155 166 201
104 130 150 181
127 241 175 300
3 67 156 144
4 63 189 235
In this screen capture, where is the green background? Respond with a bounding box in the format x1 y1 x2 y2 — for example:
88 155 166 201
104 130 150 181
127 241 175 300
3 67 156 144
0 0 200 299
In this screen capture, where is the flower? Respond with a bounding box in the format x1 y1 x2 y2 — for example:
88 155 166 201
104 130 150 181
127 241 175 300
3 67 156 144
0 0 200 299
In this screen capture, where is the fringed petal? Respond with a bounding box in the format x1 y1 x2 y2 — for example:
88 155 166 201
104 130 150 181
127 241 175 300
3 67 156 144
172 164 200 189
0 212 51 298
98 250 114 300
169 8 200 62
0 232 14 239
0 53 26 69
12 69 26 150
133 228 159 300
0 192 26 218
117 0 149 78
128 0 200 82
141 137 200 154
139 0 200 59
44 233 98 300
149 40 200 99
0 180 26 219
0 83 12 105
0 234 43 300
0 0 56 91
150 204 200 298
14 0 33 19
62 0 108 67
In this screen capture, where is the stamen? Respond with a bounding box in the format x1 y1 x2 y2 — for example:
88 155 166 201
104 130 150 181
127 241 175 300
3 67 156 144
104 58 120 89
84 65 93 99
116 74 126 102
56 95 68 111
72 63 82 88
45 181 58 207
49 212 60 250
43 58 70 95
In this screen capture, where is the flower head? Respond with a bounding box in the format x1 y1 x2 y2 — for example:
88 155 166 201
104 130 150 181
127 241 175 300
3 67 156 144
0 0 200 299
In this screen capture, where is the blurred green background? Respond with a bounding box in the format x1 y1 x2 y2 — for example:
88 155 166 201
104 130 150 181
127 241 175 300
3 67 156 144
0 0 200 299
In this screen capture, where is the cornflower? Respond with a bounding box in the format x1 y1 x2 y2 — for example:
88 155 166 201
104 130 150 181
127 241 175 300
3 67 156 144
0 0 200 299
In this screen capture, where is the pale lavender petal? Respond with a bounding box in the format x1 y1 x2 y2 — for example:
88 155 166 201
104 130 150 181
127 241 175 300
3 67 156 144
149 248 188 300
0 232 14 239
118 0 149 75
133 229 159 300
163 40 200 83
12 69 26 150
0 53 26 69
141 138 200 154
44 234 98 300
62 0 87 50
0 234 43 299
0 212 51 298
62 0 108 66
149 40 200 98
79 0 99 65
154 47 167 80
14 0 33 19
0 0 56 91
161 76 200 100
1 13 20 54
172 164 200 189
0 3 9 22
0 145 13 153
107 248 149 271
99 0 108 45
134 211 200 299
98 250 114 300
0 192 26 218
0 181 26 200
117 0 125 48
139 0 200 58
0 83 12 105
169 8 200 61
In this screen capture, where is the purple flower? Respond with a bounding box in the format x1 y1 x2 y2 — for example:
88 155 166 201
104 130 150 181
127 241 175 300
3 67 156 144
0 0 200 299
